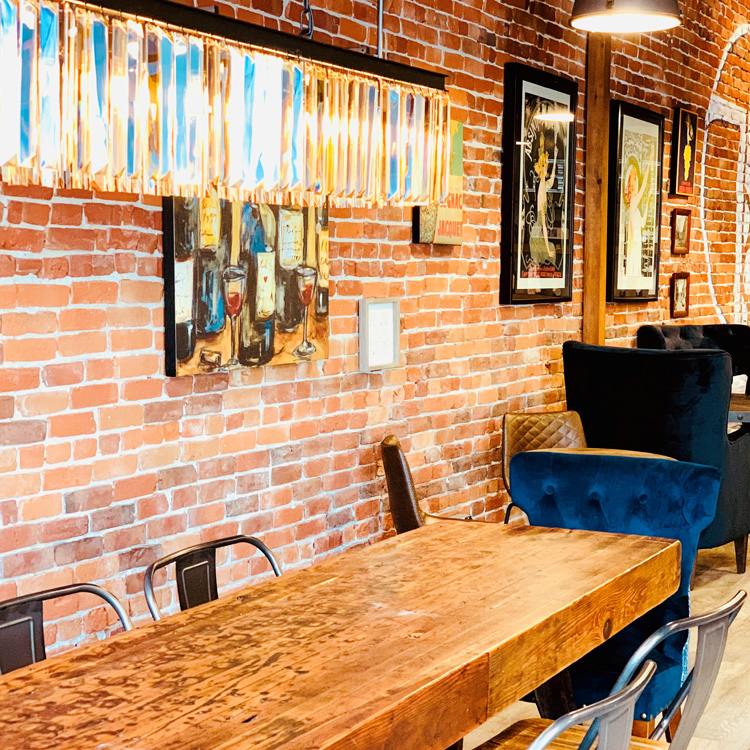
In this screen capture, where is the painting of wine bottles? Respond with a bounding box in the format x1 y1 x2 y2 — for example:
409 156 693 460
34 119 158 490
163 193 329 377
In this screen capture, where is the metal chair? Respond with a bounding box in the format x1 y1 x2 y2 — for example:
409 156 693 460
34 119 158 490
0 583 134 676
380 435 469 533
480 661 657 750
502 411 587 523
482 592 745 750
144 535 281 620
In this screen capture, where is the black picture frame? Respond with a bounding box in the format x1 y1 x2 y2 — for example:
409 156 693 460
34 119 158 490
669 107 699 198
607 101 665 302
500 63 577 304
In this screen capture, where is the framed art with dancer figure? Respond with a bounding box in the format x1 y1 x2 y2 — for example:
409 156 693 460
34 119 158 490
607 101 664 301
500 63 577 304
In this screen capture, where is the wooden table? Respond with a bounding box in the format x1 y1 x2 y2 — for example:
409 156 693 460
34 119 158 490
0 522 680 750
730 393 750 423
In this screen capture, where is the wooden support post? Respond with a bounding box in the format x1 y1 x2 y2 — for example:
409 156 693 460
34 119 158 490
582 34 611 345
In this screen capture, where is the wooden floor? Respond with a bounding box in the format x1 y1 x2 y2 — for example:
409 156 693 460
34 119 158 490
465 542 750 750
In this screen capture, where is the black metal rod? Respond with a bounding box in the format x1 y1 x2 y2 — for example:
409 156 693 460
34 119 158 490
83 0 446 90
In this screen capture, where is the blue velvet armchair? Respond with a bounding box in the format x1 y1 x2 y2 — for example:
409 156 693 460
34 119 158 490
563 340 750 573
509 449 720 723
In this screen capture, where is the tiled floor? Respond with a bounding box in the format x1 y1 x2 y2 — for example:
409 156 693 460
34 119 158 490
465 541 750 749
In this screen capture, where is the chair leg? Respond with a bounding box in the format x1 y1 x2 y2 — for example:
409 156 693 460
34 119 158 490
632 718 656 738
533 669 577 720
734 535 748 574
504 501 516 524
664 706 682 742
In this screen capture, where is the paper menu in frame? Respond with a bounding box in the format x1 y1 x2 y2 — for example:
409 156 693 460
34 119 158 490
359 299 400 372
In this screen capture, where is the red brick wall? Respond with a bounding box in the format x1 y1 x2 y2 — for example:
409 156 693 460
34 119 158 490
0 0 748 649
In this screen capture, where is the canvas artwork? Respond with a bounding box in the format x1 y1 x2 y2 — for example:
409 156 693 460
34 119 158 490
608 102 664 301
164 195 329 377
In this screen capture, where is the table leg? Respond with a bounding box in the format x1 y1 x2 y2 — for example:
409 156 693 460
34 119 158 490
533 668 577 720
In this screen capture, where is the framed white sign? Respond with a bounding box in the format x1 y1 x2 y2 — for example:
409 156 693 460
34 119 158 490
359 298 400 372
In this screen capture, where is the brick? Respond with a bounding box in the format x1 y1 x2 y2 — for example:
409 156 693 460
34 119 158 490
114 474 157 502
16 284 69 307
54 537 103 566
22 494 63 521
3 548 54 577
18 392 69 416
118 545 162 573
42 363 85 387
157 465 198 490
99 405 143 431
0 420 46 446
43 464 93 491
2 311 57 336
144 401 183 423
48 412 96 438
71 383 118 410
0 368 40 393
64 485 114 513
3 338 57 362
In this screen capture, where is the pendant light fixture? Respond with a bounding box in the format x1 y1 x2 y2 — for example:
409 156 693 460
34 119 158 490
570 0 681 34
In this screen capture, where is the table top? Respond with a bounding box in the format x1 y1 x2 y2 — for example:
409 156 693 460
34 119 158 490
730 393 750 421
0 522 681 750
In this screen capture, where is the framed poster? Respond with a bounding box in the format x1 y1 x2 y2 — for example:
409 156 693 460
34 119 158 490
163 196 330 377
500 63 577 304
670 272 690 318
669 107 699 198
671 208 691 255
412 120 463 244
358 298 400 372
607 101 664 302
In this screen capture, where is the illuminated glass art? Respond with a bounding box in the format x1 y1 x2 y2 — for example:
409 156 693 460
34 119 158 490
0 0 450 206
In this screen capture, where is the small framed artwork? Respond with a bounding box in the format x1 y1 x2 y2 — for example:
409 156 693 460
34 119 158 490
670 272 690 318
413 120 463 245
671 208 691 255
607 101 665 302
500 63 577 304
670 107 699 198
359 298 400 372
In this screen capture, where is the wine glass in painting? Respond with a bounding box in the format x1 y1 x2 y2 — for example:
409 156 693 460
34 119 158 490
293 265 317 359
222 264 246 368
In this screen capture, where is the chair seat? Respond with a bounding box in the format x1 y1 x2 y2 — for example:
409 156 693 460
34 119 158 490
478 718 669 750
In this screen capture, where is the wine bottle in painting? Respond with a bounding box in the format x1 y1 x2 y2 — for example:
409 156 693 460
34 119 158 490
276 207 305 332
315 205 329 317
174 197 197 362
239 204 276 366
196 189 228 338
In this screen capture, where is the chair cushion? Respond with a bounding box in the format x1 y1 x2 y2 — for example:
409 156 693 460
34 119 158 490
479 718 668 750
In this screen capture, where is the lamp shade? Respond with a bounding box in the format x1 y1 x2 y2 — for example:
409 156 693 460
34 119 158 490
570 0 681 33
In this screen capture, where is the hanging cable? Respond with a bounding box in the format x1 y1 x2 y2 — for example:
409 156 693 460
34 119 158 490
299 0 314 39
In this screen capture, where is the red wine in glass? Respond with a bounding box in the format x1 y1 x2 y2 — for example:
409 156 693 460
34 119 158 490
293 265 317 359
221 265 247 368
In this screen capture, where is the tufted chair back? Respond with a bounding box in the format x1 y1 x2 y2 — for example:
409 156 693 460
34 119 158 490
637 324 750 384
509 449 721 723
502 411 587 493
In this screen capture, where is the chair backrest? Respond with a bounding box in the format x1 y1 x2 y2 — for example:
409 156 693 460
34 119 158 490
638 324 750 381
144 535 281 620
563 340 731 473
502 411 587 493
381 435 425 533
0 583 133 676
526 661 657 750
508 450 720 597
601 591 746 750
